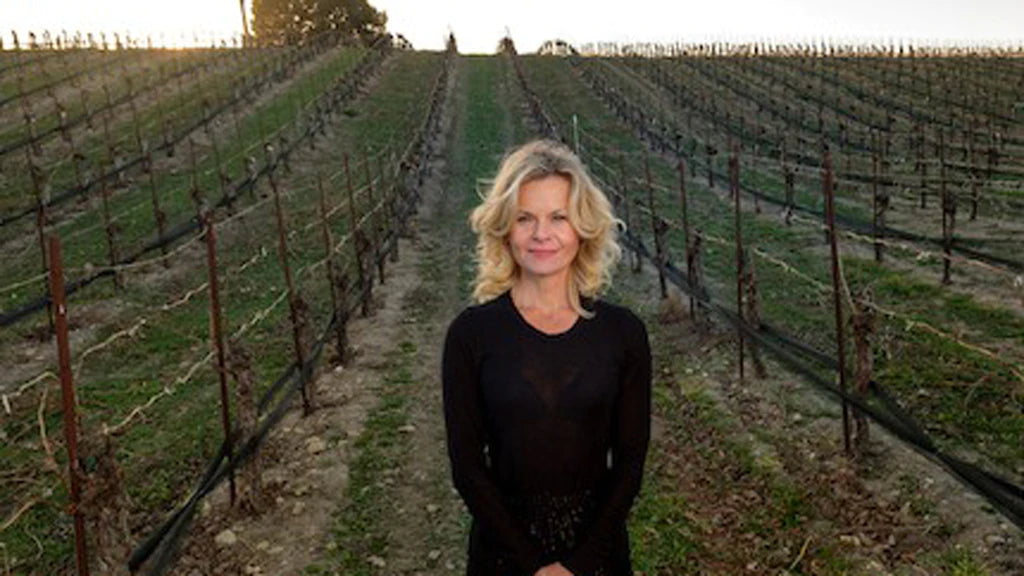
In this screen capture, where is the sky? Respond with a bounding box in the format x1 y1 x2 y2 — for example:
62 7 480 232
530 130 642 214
2 0 1022 53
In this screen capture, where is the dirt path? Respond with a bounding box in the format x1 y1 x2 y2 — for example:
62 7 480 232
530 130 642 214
302 54 527 576
367 53 473 575
161 52 476 576
152 55 448 576
149 51 1024 576
172 223 425 574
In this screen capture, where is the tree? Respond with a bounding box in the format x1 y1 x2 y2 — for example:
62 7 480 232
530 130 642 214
251 0 387 46
240 0 251 41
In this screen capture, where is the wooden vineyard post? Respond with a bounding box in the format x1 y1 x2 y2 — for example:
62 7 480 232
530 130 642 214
871 130 885 263
918 123 928 209
391 150 407 249
187 136 204 223
128 76 168 266
203 101 233 211
202 212 236 505
881 128 891 238
783 155 795 226
345 153 372 317
98 82 124 288
706 140 715 189
267 147 312 416
823 148 852 455
48 235 91 576
316 172 348 364
840 122 851 175
678 157 694 315
230 84 246 171
851 289 876 454
156 64 174 157
55 98 88 208
687 230 706 329
363 149 386 285
616 153 641 273
730 145 745 384
98 163 123 290
644 154 667 298
940 129 955 285
24 134 55 333
17 66 56 331
377 151 399 263
742 249 767 378
968 120 979 221
751 143 761 214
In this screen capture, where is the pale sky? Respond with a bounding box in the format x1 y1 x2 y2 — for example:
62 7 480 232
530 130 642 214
2 0 1022 53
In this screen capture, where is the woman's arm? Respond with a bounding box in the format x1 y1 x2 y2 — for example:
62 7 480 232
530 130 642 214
563 313 652 575
442 312 546 573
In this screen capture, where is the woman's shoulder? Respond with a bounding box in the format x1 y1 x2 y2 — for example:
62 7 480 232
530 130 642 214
447 293 509 334
590 297 643 324
590 298 647 338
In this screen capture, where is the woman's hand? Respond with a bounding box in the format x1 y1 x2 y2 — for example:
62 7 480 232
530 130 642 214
533 562 574 576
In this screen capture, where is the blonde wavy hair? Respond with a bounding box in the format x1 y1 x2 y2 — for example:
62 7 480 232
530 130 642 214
469 139 623 318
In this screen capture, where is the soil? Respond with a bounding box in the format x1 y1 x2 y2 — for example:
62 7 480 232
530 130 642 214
589 232 1024 574
0 45 393 404
171 51 1024 576
164 52 465 576
171 220 425 575
5 50 1023 576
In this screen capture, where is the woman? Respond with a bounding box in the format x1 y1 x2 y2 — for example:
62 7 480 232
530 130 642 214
442 140 652 576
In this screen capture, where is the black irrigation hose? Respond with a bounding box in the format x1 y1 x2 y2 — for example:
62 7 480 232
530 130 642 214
0 50 142 111
773 57 1024 145
0 38 335 229
129 206 420 571
570 58 1024 273
0 46 390 329
132 318 326 575
0 143 269 328
513 50 1024 531
132 185 421 575
0 48 244 159
577 55 1024 211
128 55 452 572
723 163 1024 273
622 227 1024 531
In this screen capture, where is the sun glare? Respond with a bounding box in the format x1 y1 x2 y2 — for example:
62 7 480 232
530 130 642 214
1 0 245 48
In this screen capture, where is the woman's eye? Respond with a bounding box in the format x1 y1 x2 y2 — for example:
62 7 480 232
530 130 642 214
553 214 567 221
516 215 530 223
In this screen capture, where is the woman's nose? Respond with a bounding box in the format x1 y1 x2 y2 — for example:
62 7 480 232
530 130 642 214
532 219 551 240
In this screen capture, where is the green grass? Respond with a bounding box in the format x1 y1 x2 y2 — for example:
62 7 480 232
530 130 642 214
314 52 475 576
0 50 443 576
312 340 416 576
520 53 1024 478
629 478 702 574
844 257 1024 468
0 44 365 306
936 547 992 576
602 283 827 574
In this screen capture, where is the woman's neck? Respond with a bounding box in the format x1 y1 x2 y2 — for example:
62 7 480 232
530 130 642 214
511 273 572 311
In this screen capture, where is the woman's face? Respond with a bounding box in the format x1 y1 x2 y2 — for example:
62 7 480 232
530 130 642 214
508 174 580 283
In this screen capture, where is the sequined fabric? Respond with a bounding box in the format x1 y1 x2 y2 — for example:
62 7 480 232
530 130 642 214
513 490 597 554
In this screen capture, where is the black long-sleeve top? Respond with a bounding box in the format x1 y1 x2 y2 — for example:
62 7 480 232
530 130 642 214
442 290 651 576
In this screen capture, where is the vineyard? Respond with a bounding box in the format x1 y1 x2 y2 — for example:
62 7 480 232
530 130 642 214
0 30 1023 576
